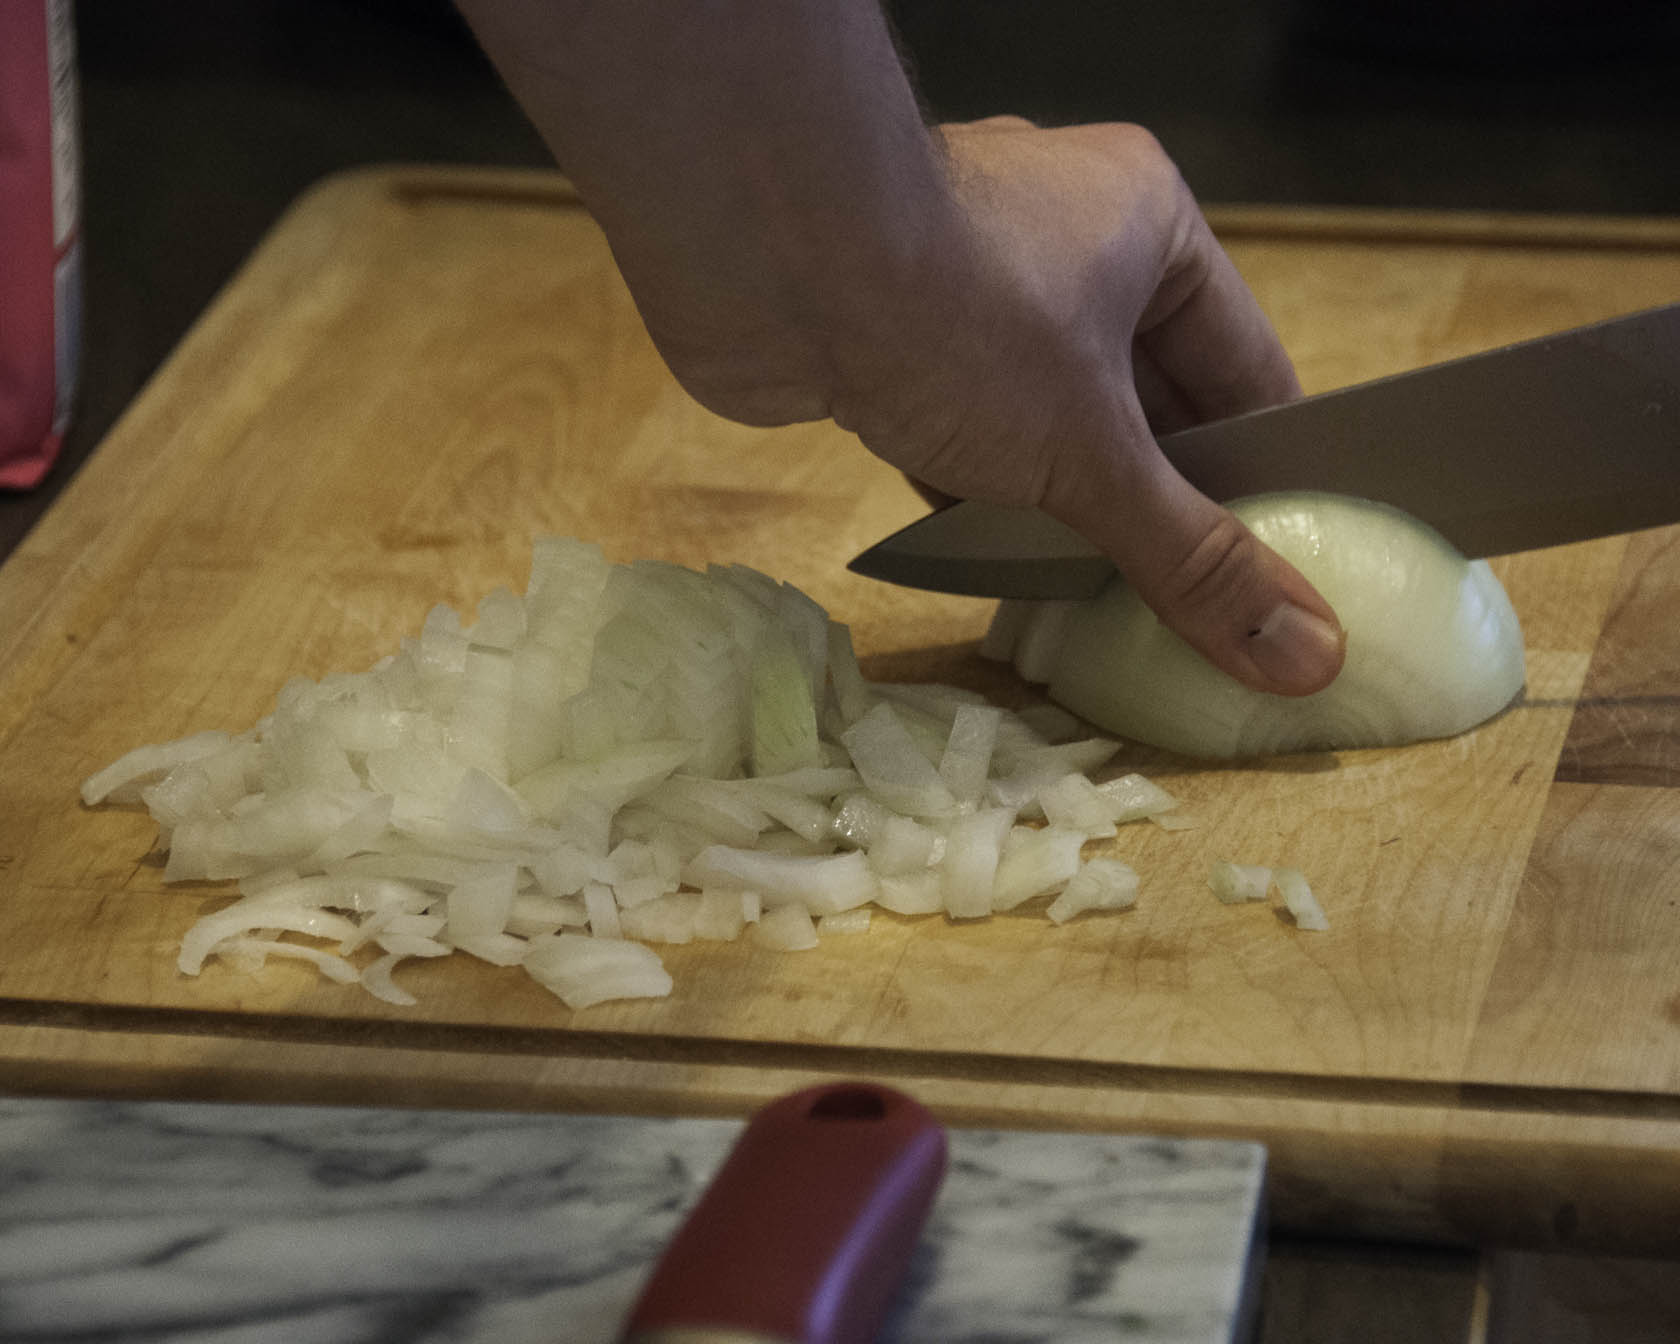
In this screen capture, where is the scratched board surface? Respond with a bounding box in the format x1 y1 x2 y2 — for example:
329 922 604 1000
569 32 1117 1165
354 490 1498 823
2 171 1679 1250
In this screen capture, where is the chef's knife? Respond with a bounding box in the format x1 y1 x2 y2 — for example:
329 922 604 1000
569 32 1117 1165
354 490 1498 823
619 1082 947 1344
848 301 1680 600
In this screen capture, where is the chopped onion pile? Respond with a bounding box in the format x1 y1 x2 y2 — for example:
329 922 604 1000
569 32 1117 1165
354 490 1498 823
985 492 1526 758
86 539 1224 1011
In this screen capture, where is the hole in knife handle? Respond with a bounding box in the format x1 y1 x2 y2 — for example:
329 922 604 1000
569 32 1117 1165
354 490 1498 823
806 1085 890 1122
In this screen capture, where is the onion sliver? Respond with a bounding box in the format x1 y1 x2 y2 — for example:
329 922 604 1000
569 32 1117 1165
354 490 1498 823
1001 493 1526 758
684 846 877 916
1209 862 1272 905
1046 858 1140 924
178 901 361 975
524 934 673 1010
753 906 820 951
80 730 236 806
1275 867 1330 931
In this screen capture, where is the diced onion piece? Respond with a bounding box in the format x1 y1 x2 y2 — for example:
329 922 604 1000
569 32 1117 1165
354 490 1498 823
375 929 452 959
239 867 304 897
524 934 673 1009
875 870 943 916
751 627 823 776
384 809 558 863
881 698 955 768
1096 773 1180 824
937 704 1001 807
525 536 611 656
582 882 621 939
732 780 834 843
1037 774 1119 838
605 838 672 908
516 739 695 822
165 789 371 881
361 951 424 1006
753 906 819 951
1274 867 1329 931
140 764 218 830
338 908 395 956
506 642 578 780
468 586 527 650
365 740 466 808
694 888 749 941
449 647 515 781
752 829 835 857
878 681 991 724
992 827 1087 912
745 767 861 798
308 793 395 868
642 776 771 848
215 936 360 985
446 863 518 941
528 843 596 899
819 908 871 936
327 852 492 892
840 702 957 819
940 808 1014 919
1046 858 1140 924
1209 862 1272 905
227 873 429 916
449 768 531 833
831 793 894 850
506 893 588 937
867 814 941 877
825 620 878 725
988 739 1121 815
1151 812 1199 832
684 846 877 916
384 912 449 937
452 933 530 966
618 892 702 944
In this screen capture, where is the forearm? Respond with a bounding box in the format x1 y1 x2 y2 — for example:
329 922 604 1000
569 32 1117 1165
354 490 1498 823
455 0 955 422
457 5 1341 695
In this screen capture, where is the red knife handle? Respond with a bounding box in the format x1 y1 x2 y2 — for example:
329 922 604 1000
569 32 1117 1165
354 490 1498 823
620 1082 948 1344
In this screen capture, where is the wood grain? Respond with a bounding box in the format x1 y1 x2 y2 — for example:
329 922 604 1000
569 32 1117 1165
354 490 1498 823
4 168 1680 1251
1558 528 1680 785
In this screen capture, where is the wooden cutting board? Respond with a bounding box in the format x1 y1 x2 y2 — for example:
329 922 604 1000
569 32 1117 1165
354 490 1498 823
4 169 1680 1252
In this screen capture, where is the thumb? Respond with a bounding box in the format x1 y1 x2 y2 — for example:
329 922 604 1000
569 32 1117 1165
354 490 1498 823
1046 427 1346 697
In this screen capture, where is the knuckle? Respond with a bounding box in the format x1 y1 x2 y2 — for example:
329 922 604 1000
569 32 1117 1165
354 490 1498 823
1161 514 1266 622
963 114 1038 133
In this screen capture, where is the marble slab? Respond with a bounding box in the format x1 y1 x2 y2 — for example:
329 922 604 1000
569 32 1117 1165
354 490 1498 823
0 1096 1265 1343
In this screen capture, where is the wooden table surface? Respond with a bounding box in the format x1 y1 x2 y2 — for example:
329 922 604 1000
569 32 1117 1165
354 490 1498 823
3 168 1680 1253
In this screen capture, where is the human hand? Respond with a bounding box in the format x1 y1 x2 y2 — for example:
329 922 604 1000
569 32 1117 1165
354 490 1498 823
812 119 1345 695
454 1 1342 695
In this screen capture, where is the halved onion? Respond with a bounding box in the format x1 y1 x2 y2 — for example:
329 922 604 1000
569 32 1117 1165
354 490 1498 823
990 493 1526 758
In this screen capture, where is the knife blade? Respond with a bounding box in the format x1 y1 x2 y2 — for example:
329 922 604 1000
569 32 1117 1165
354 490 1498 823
848 301 1680 600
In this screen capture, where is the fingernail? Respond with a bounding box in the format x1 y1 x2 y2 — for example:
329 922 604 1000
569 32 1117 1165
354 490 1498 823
1248 602 1345 693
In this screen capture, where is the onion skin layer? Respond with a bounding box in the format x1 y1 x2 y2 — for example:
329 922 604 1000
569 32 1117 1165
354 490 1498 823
1030 493 1526 759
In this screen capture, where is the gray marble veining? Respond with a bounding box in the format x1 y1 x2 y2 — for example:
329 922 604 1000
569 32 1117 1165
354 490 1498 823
0 1096 1263 1343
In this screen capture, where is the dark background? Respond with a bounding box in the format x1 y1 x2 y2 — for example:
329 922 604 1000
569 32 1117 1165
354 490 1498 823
6 0 1679 553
